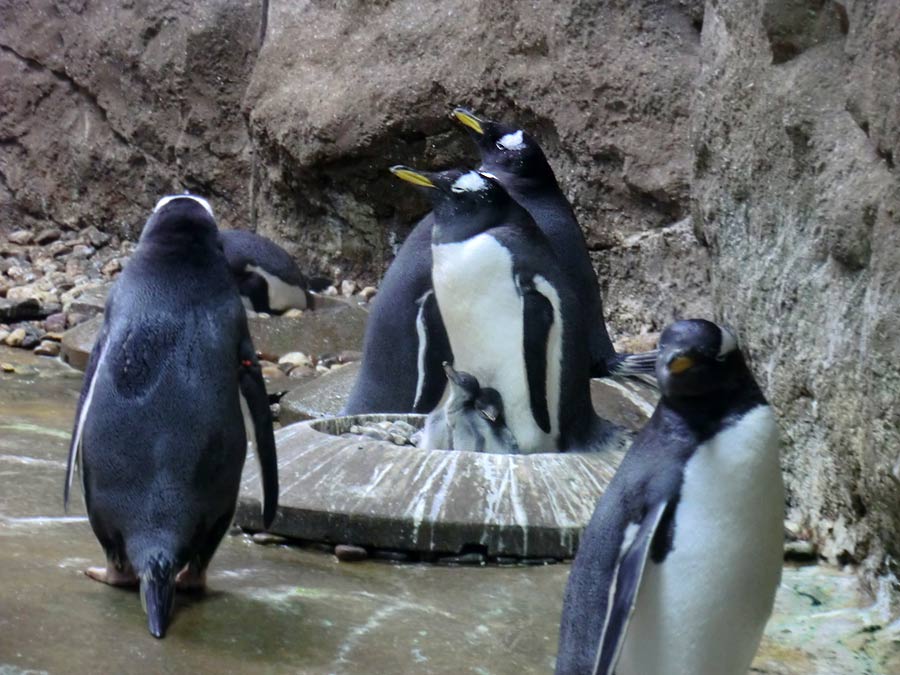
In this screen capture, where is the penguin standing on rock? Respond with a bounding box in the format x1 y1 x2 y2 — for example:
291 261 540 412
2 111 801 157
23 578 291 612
219 229 311 314
451 108 657 378
556 319 784 675
65 195 279 639
421 362 519 453
392 166 618 455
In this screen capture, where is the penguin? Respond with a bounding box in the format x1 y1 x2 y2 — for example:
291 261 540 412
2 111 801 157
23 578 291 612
555 319 784 675
343 211 452 415
219 229 311 313
421 362 519 454
64 195 279 639
391 166 616 455
451 108 657 379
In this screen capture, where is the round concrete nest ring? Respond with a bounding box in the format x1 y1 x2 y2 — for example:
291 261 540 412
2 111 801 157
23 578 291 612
237 414 629 559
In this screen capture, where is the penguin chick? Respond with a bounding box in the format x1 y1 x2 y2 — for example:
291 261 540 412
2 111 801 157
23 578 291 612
65 195 279 639
556 319 783 675
421 362 519 454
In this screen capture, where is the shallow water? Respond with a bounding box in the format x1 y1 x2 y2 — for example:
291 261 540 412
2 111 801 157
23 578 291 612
0 346 897 674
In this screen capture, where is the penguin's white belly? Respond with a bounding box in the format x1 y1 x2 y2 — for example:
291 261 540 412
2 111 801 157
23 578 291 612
246 265 307 311
432 234 556 453
617 405 784 675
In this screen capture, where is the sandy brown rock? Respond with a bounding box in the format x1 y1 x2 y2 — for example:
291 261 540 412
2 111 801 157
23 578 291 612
692 0 900 584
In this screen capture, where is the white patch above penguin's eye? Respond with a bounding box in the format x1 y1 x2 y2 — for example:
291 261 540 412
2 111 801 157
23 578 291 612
153 194 214 218
496 130 526 151
717 326 738 359
451 172 489 193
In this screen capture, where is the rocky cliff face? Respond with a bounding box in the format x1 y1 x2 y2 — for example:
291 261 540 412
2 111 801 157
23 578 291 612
693 0 899 588
1 0 898 591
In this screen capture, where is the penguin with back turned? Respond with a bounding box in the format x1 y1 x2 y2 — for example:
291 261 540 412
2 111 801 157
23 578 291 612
452 108 656 378
65 195 279 639
420 362 519 454
219 229 311 314
391 166 617 455
555 319 784 675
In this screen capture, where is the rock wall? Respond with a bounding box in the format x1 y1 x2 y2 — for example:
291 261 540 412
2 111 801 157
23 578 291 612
692 0 900 586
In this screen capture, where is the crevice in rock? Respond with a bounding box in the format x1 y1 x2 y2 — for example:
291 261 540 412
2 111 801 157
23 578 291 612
259 0 269 48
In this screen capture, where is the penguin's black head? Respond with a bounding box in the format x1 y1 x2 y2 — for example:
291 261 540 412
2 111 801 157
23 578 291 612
451 108 555 188
656 319 746 399
443 362 481 403
140 195 219 254
390 166 513 240
474 387 505 426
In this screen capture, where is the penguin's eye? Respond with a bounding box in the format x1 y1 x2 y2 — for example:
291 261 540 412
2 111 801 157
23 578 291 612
495 141 506 151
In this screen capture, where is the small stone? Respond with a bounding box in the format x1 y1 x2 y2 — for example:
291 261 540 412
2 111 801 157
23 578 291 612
261 365 284 380
4 328 27 347
287 364 316 379
389 433 411 446
334 544 368 562
360 286 377 302
20 332 41 350
67 312 89 328
322 285 338 296
279 351 313 369
8 230 33 246
0 330 9 343
34 340 60 357
282 308 304 318
251 532 288 546
71 244 96 260
257 312 271 319
1 363 15 373
360 427 393 442
784 540 818 561
101 258 122 276
34 228 62 245
83 226 111 249
340 279 357 297
43 312 67 333
316 364 330 374
48 241 73 258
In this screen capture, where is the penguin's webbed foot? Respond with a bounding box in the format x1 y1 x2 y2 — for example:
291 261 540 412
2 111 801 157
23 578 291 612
85 564 139 587
175 565 207 593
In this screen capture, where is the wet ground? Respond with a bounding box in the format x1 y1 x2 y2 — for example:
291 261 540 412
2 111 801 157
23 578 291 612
1 346 898 674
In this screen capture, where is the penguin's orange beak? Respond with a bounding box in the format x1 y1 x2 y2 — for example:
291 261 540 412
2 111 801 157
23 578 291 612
667 355 695 374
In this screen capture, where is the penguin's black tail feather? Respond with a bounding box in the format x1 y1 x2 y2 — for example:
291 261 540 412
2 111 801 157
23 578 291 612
607 350 659 378
140 554 177 639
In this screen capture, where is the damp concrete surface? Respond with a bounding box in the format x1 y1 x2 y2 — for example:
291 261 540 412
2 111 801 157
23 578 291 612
0 346 898 674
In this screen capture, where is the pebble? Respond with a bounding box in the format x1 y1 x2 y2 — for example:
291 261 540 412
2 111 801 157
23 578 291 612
282 308 304 318
340 279 357 297
278 351 313 369
360 286 377 302
43 312 67 333
101 258 122 276
4 328 27 347
34 340 60 357
83 226 111 249
288 364 316 379
346 420 420 446
1 363 15 373
251 532 289 546
8 230 33 246
34 228 62 245
0 330 9 343
322 285 338 296
334 544 368 562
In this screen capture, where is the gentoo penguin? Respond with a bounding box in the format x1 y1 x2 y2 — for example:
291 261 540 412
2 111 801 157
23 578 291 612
391 166 616 454
421 362 519 453
219 229 311 313
64 195 279 639
451 108 656 379
555 319 784 675
343 213 451 415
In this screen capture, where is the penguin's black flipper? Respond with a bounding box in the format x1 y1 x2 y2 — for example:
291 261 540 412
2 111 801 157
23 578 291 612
238 335 279 529
606 350 660 378
521 281 553 433
412 290 453 414
64 320 111 510
592 500 669 675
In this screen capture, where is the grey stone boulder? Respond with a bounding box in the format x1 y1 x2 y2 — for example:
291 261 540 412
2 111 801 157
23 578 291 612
279 362 362 423
236 414 633 559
